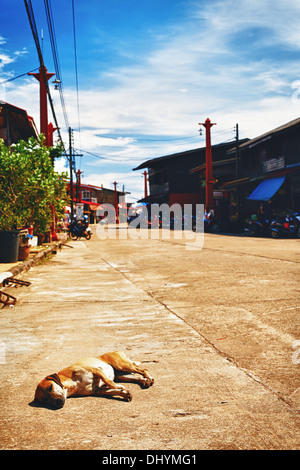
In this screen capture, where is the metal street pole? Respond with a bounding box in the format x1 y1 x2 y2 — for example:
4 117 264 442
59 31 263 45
28 64 58 241
235 123 239 180
28 65 55 146
76 170 83 203
143 170 148 198
69 127 74 222
113 181 119 224
199 117 216 211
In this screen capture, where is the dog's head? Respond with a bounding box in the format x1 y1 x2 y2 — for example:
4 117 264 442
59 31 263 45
34 373 66 409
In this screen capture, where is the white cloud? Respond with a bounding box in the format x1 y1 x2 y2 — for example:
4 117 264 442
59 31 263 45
2 80 39 111
194 0 300 48
2 0 300 201
54 156 69 175
0 52 15 70
0 38 27 74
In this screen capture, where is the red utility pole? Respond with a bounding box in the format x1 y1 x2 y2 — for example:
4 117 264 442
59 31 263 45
76 170 83 203
28 65 58 240
199 117 216 211
113 181 119 224
143 170 148 198
47 122 59 150
28 65 55 146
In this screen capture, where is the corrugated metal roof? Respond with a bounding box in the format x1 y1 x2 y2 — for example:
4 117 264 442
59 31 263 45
133 141 240 171
238 117 300 150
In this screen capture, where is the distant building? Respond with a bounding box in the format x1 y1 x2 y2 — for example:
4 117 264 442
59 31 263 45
221 117 300 221
133 141 247 207
0 101 38 145
134 117 300 230
66 181 127 223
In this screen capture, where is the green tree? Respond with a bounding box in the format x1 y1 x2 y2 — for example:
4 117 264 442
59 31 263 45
0 135 69 233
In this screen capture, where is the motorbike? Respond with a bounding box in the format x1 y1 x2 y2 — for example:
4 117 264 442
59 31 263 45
269 211 300 238
204 210 215 233
68 217 92 240
244 215 272 237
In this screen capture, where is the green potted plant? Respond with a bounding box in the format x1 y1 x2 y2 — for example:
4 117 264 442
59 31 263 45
32 206 51 245
0 136 68 261
0 141 28 262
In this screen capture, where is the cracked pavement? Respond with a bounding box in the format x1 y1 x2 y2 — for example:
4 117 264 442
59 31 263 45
0 228 299 449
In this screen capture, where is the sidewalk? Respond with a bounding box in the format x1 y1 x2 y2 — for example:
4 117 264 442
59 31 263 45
0 235 299 450
0 239 65 287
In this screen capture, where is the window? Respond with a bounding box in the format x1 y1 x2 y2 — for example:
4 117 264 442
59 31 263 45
81 190 91 200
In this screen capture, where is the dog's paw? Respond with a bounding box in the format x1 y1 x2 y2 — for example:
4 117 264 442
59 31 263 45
141 377 154 389
124 390 132 402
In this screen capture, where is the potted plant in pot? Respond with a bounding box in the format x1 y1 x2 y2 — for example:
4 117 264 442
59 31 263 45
32 207 51 245
0 136 69 262
18 233 32 261
0 142 30 262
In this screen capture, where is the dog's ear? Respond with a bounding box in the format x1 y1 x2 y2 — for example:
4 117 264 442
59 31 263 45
46 373 63 388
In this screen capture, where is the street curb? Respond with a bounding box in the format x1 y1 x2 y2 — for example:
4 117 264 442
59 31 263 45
0 241 63 288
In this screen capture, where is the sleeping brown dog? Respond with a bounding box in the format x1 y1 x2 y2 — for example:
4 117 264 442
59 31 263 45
34 351 154 409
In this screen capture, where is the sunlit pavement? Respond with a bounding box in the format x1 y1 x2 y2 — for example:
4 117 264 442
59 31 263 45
0 227 299 449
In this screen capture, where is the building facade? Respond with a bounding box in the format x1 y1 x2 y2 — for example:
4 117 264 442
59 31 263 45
0 101 38 145
134 117 300 231
66 181 127 223
133 141 241 208
223 117 300 223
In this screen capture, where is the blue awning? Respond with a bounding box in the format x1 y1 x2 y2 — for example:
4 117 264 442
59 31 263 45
247 177 285 201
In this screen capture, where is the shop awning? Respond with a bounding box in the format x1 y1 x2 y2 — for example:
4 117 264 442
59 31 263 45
247 176 285 201
79 201 102 211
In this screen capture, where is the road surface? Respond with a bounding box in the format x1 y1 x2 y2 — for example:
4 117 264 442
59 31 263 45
0 227 299 450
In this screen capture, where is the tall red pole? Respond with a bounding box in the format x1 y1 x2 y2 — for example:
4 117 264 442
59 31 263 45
143 170 148 198
28 65 55 146
76 170 83 203
113 181 119 224
47 123 59 149
199 118 216 211
28 65 57 241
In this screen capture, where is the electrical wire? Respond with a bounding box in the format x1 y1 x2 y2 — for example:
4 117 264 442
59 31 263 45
44 0 69 131
77 149 108 160
23 0 65 151
135 134 200 142
0 67 39 84
72 0 81 140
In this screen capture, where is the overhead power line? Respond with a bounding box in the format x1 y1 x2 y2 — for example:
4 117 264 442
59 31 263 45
44 0 69 130
0 67 39 84
72 0 81 139
23 0 65 150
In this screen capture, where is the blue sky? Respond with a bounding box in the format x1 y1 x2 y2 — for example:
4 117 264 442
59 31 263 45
1 0 300 201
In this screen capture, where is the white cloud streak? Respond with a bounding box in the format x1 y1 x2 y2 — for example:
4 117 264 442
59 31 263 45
2 0 300 201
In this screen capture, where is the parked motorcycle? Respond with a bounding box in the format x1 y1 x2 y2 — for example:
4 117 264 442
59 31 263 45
269 211 300 238
244 215 271 237
68 217 92 240
204 210 215 233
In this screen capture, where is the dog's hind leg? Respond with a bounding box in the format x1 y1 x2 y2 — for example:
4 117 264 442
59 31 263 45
94 385 132 401
100 352 154 388
89 366 132 401
114 372 153 389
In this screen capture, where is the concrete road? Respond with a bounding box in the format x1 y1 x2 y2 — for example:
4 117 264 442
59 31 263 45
0 226 299 450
